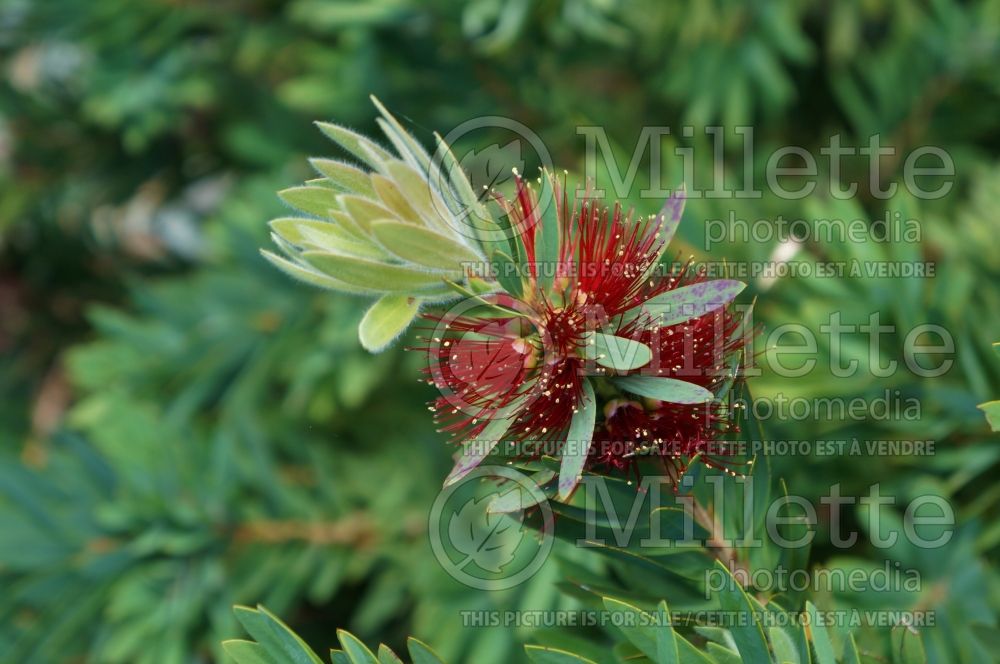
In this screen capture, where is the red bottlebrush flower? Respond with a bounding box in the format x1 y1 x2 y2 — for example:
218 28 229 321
419 173 752 497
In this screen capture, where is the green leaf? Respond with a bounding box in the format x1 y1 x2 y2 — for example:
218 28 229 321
406 637 447 664
386 160 452 232
585 332 652 371
329 210 372 239
377 644 405 664
558 379 596 499
656 600 680 664
806 602 836 664
655 184 687 250
358 295 420 352
977 400 1000 432
222 640 278 664
305 177 337 189
601 597 665 662
431 131 495 247
713 561 770 664
310 158 377 197
261 250 380 295
315 121 394 168
370 95 432 171
613 376 713 404
676 635 714 664
443 414 514 486
524 645 599 663
301 252 458 292
890 626 927 664
338 195 400 232
643 280 746 327
371 220 481 270
337 629 379 664
442 279 524 318
769 626 800 664
534 170 560 293
843 633 862 664
372 174 423 224
278 186 340 219
432 131 483 215
491 249 524 297
233 606 324 664
269 218 385 259
706 643 742 664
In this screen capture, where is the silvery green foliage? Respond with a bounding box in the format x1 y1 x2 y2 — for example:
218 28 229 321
265 98 494 352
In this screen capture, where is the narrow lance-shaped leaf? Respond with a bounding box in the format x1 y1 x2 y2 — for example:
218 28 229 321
585 332 652 371
656 184 687 252
377 644 405 664
315 121 394 168
309 158 377 198
706 642 742 663
442 279 524 318
656 600 680 664
558 379 596 499
329 210 371 239
524 645 599 663
713 561 771 664
444 414 514 486
233 605 324 664
843 633 862 664
806 602 836 664
890 625 926 664
613 375 713 404
269 218 385 260
491 248 524 298
977 400 1000 432
359 295 420 353
676 636 714 664
301 252 459 292
602 597 666 662
370 220 482 271
643 279 746 328
338 195 399 233
636 184 686 283
370 95 432 171
337 629 379 664
221 640 276 664
406 637 447 664
261 250 380 296
278 186 340 219
769 626 800 664
386 160 456 235
534 170 560 293
372 173 423 224
432 130 496 246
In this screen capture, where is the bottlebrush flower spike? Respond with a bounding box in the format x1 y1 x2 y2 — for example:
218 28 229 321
421 173 753 497
264 100 756 495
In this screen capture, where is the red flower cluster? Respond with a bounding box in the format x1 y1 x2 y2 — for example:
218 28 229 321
420 175 751 486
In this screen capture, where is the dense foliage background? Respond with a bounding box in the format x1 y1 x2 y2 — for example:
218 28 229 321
1 1 998 662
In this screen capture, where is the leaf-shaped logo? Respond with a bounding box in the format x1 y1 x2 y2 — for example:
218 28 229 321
459 139 525 195
447 494 525 573
429 465 554 590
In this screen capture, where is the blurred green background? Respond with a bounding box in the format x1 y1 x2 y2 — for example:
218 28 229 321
1 1 999 662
